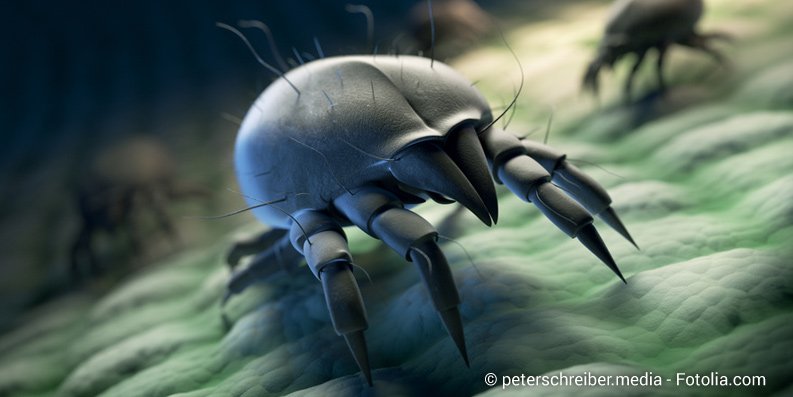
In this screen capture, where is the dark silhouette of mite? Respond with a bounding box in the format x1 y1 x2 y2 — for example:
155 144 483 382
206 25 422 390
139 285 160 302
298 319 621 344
584 0 730 100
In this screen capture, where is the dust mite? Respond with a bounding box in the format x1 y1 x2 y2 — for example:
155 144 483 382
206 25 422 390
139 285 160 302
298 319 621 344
583 0 731 100
70 137 206 279
223 54 637 385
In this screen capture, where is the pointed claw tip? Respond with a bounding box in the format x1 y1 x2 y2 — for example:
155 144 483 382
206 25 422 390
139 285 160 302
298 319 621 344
343 331 372 387
612 264 627 285
474 210 493 227
576 223 625 282
598 207 640 250
444 126 500 227
483 198 498 226
612 266 626 283
393 144 493 228
457 200 492 228
488 205 498 226
621 231 639 250
438 307 469 366
599 207 638 250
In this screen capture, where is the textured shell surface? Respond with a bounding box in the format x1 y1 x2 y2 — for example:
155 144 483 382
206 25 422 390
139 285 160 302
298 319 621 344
235 55 492 228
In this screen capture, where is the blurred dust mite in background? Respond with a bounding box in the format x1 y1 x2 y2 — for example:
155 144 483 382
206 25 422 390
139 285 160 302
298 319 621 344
408 0 492 60
70 136 209 280
583 0 731 101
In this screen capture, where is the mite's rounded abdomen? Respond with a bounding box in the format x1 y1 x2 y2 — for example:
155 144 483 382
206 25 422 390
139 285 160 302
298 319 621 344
234 56 493 228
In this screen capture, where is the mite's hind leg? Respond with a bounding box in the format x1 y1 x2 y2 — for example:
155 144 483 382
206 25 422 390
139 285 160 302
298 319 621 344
335 187 469 366
656 44 668 92
624 49 647 102
223 233 302 306
289 210 371 385
480 127 629 282
144 188 180 245
520 138 637 248
226 228 288 270
69 227 99 280
221 233 302 330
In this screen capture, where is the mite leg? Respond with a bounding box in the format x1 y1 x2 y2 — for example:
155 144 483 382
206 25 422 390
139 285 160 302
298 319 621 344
480 127 628 282
335 187 469 366
583 49 611 97
70 227 98 280
289 210 372 386
625 50 647 102
145 188 180 244
680 33 729 67
520 139 637 248
226 228 289 270
222 233 302 306
701 32 734 42
656 44 668 92
583 60 602 96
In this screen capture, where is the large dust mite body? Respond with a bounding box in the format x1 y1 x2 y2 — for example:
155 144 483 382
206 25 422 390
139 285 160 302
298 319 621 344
583 0 730 99
225 55 637 385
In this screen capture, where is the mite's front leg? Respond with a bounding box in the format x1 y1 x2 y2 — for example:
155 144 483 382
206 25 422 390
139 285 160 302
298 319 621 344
289 210 372 386
479 127 628 282
680 32 731 68
520 139 637 248
335 186 469 366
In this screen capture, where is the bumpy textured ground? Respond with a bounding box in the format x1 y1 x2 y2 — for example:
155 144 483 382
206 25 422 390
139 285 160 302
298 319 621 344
1 1 791 396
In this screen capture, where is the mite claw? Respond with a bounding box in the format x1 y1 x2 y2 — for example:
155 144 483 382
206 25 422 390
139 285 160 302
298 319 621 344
344 330 373 386
599 207 638 249
576 223 626 283
392 143 492 226
521 139 637 250
439 306 469 367
445 126 499 224
408 240 469 367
